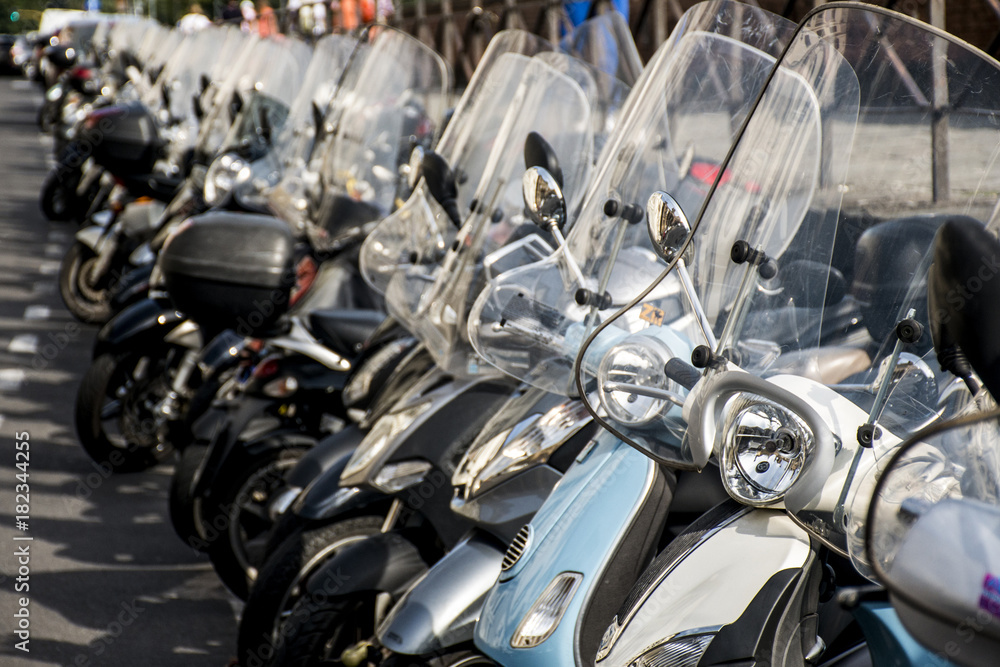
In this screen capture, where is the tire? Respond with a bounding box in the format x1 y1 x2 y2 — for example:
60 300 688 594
382 650 497 667
237 515 384 666
74 352 173 473
37 99 55 133
169 443 210 552
268 590 380 667
203 438 317 599
40 167 80 222
59 241 114 324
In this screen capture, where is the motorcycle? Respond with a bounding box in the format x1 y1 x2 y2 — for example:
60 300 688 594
59 31 312 324
257 21 642 667
158 25 452 597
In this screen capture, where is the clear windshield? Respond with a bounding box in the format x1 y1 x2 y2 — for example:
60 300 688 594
864 397 1000 605
195 36 313 158
558 9 642 86
358 30 560 296
144 28 225 124
238 34 361 203
267 27 450 245
576 5 1000 550
383 55 630 377
469 0 797 395
318 29 449 217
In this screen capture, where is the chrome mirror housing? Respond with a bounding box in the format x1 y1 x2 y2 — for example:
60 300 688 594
646 191 692 263
522 166 566 232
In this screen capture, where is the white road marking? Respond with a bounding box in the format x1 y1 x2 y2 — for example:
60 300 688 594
8 334 38 354
0 369 26 392
47 230 71 244
45 243 64 257
11 80 32 91
24 305 51 320
39 261 60 276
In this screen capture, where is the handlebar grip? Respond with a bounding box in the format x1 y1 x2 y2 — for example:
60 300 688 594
664 358 702 390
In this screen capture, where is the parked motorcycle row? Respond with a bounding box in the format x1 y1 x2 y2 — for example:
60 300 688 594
19 1 1000 665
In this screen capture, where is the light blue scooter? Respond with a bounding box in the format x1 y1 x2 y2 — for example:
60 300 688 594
466 2 798 664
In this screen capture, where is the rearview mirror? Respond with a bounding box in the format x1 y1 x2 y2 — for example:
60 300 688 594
311 99 325 136
928 216 1000 398
524 131 563 189
419 149 461 228
646 191 691 263
522 166 566 232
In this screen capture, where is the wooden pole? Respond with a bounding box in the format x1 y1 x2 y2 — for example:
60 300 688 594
931 0 949 202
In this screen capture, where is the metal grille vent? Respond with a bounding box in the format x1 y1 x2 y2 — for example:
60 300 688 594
501 524 532 572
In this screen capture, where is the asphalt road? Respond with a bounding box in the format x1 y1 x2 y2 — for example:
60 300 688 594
0 75 238 666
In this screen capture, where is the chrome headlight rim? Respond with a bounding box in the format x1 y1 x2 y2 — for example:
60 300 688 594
719 393 816 507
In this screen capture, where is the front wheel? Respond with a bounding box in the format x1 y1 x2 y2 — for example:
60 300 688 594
270 590 380 667
74 352 173 473
203 436 318 599
169 442 210 552
237 515 385 666
40 167 81 222
59 241 115 324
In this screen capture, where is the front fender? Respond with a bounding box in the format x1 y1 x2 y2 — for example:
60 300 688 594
75 225 105 251
93 298 185 358
197 330 244 379
302 531 429 601
294 442 388 522
286 426 366 490
379 532 506 654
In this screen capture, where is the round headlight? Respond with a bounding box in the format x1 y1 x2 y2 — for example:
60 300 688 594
597 335 677 426
204 152 250 207
720 395 814 505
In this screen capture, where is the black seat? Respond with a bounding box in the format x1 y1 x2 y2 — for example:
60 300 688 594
307 309 388 356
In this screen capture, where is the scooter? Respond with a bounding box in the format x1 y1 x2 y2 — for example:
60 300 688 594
467 4 803 664
577 6 1000 666
255 26 640 665
59 32 313 323
863 215 1000 667
70 26 423 474
153 26 451 595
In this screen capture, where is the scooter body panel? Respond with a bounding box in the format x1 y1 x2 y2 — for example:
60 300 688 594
109 262 153 313
475 431 659 667
853 601 958 667
191 394 275 497
378 532 506 655
93 297 184 358
595 509 812 667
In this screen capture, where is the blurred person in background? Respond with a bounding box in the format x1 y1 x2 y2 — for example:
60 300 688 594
179 3 213 32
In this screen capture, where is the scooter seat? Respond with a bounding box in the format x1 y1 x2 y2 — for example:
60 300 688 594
307 309 387 356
